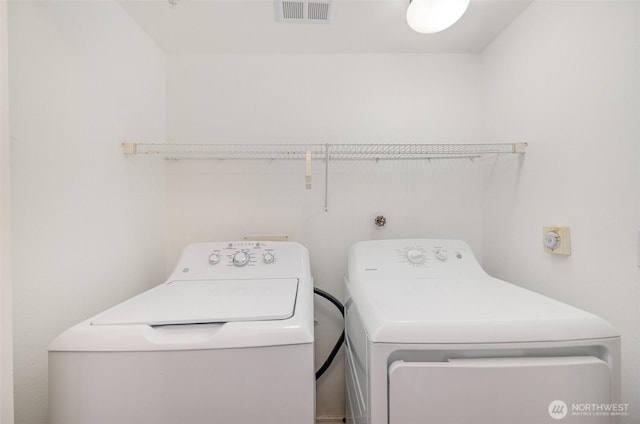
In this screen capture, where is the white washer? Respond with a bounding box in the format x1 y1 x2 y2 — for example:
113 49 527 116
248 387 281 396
345 239 621 424
49 241 315 424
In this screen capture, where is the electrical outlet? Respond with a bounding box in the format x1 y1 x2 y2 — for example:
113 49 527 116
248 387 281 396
543 226 571 255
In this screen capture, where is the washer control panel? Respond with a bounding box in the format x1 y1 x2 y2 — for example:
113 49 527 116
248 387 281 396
172 241 309 281
206 242 280 268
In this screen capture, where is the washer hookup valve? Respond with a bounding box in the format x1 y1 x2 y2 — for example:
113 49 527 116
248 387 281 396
374 215 387 227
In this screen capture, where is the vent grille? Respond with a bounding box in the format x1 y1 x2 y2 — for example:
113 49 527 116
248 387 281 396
308 2 329 21
282 1 304 20
275 0 334 23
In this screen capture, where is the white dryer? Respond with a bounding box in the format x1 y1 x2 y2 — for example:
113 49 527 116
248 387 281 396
345 239 621 424
49 241 315 424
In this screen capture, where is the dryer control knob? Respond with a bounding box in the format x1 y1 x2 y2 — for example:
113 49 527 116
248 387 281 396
435 250 448 262
263 252 275 264
407 248 426 264
208 253 221 265
233 251 250 267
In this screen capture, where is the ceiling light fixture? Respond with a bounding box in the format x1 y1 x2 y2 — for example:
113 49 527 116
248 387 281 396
406 0 470 34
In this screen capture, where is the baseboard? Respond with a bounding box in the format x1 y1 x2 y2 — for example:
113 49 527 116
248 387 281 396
316 415 346 423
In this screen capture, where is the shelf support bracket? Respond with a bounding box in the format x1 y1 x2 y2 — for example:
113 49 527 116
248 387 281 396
324 144 329 212
122 142 137 155
305 149 312 190
513 142 528 153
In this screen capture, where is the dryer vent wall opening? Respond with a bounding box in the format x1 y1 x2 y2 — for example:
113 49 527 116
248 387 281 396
275 0 335 23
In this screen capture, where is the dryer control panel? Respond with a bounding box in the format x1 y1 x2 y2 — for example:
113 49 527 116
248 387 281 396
348 239 488 282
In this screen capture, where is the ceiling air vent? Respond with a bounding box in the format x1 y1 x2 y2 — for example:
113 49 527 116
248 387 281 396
275 0 335 24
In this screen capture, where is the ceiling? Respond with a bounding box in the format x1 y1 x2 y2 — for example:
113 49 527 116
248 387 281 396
118 0 533 54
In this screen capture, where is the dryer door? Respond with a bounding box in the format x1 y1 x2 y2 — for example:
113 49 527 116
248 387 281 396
389 356 613 424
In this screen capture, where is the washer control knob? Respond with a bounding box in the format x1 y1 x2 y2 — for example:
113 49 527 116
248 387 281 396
208 253 221 265
263 252 275 264
407 248 426 264
435 250 448 262
233 251 250 267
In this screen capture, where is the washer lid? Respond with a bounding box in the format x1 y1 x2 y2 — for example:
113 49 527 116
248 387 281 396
91 279 299 326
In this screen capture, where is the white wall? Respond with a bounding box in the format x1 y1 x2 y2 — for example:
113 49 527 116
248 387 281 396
165 53 489 416
1 0 14 422
8 2 167 424
481 0 640 420
9 1 639 422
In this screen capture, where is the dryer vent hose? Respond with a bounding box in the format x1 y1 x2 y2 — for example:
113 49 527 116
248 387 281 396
313 287 345 380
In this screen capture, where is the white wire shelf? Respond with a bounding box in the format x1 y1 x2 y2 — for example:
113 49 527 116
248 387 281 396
122 142 527 211
121 142 527 160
